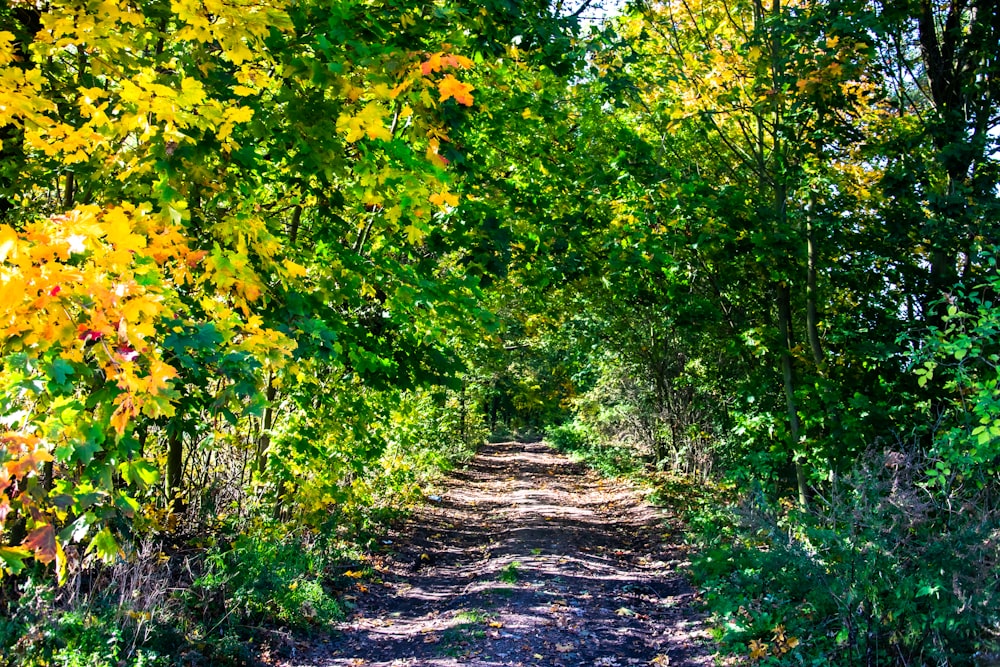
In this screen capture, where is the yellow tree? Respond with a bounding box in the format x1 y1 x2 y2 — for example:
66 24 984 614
0 0 479 575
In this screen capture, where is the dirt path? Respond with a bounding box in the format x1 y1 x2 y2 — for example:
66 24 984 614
289 441 714 666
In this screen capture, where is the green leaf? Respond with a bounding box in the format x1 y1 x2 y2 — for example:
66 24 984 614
87 527 121 564
0 547 31 575
119 459 160 487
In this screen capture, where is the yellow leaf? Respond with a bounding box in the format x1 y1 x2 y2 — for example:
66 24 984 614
429 191 459 208
146 359 178 395
103 207 147 253
224 106 254 124
337 102 392 142
110 394 139 435
0 225 19 262
0 31 15 66
283 260 308 278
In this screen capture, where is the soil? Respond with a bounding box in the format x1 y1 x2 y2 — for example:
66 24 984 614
274 440 716 667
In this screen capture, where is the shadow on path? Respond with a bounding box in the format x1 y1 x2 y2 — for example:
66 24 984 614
298 441 714 667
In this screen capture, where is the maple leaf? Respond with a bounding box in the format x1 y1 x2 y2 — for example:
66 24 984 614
283 260 308 278
4 441 53 479
0 225 19 262
22 524 57 564
421 52 443 76
404 224 427 244
437 75 474 106
110 394 139 435
421 52 473 75
337 102 392 142
429 191 459 208
0 546 30 574
146 359 178 395
0 31 15 67
102 207 147 253
78 328 104 343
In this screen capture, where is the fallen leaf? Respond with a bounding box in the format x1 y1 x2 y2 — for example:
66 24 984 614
555 643 575 652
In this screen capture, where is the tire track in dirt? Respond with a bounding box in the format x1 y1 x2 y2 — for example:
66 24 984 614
289 440 714 666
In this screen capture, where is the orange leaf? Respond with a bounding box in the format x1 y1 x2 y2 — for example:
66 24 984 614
22 524 57 564
146 359 178 395
437 75 474 106
110 394 139 435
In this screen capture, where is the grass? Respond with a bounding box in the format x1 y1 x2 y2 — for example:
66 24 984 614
438 609 493 657
498 561 521 584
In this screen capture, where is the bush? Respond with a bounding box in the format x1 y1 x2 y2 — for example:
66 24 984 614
547 418 641 477
686 448 1000 666
193 530 343 632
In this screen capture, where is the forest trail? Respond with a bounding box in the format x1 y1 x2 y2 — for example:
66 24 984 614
286 441 714 666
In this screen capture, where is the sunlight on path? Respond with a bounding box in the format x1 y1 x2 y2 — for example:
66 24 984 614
292 441 714 667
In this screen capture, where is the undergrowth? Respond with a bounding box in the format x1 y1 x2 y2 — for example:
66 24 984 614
653 451 1000 666
547 419 641 477
0 526 346 667
1 405 484 667
553 421 1000 666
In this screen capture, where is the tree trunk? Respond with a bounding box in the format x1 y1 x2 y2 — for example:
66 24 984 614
777 281 809 509
806 203 825 370
166 428 184 514
256 376 277 475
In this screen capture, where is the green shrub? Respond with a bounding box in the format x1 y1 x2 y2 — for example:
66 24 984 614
194 530 343 632
548 418 640 477
685 450 1000 666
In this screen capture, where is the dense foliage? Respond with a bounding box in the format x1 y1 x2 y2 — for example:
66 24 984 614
2 0 998 664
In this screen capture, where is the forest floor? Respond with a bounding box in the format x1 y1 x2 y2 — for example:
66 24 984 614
271 440 715 667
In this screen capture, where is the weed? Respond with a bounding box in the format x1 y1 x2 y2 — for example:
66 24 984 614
498 561 521 584
452 609 489 624
438 609 491 657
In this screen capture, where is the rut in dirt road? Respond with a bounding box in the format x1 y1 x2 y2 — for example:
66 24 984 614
301 441 715 666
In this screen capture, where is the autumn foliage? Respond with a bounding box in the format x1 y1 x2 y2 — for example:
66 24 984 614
1 0 479 578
